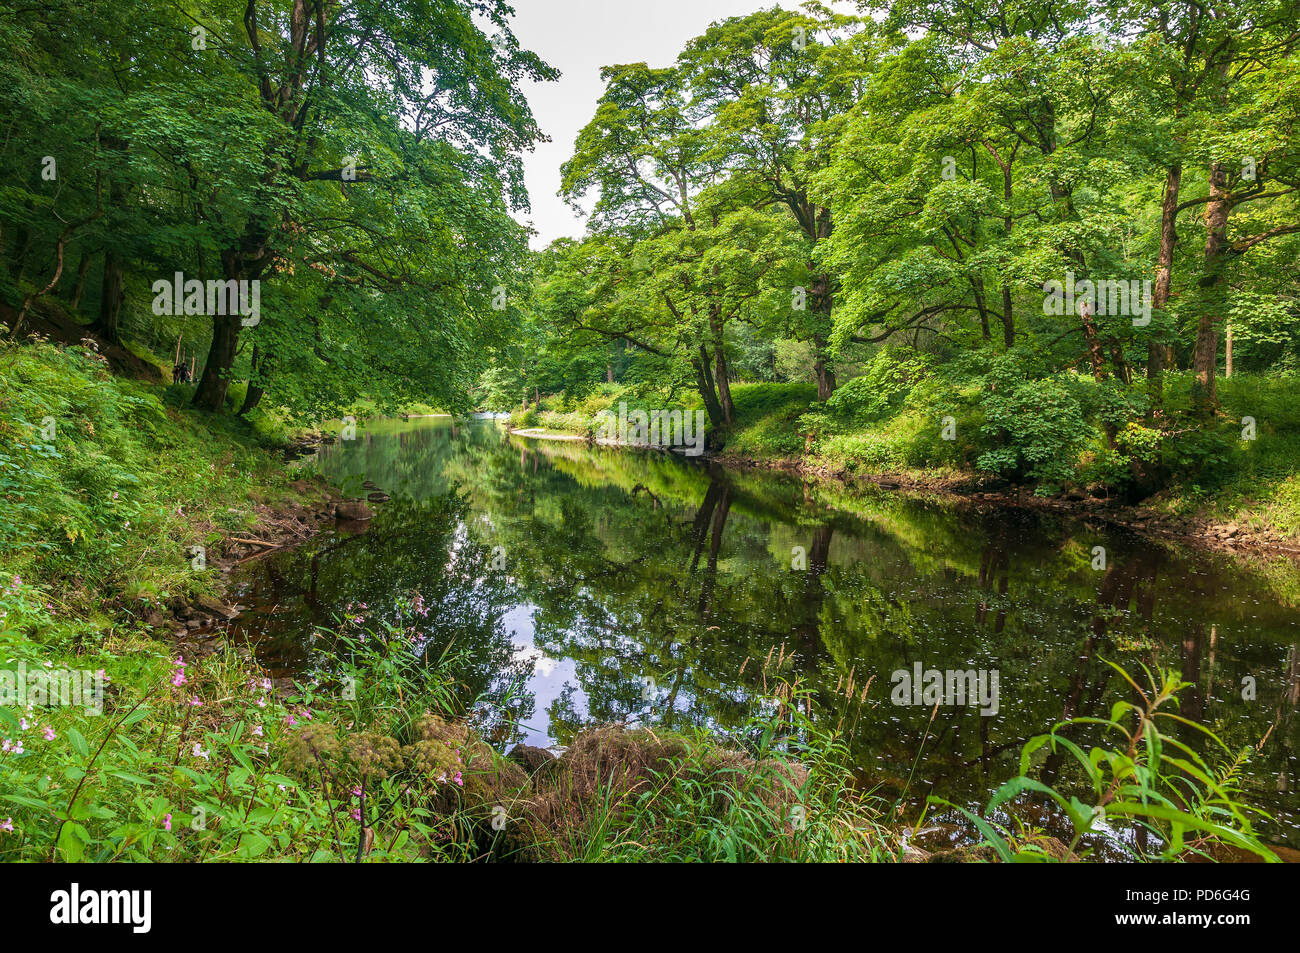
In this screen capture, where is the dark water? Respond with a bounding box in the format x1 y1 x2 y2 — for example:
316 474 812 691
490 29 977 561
227 416 1300 855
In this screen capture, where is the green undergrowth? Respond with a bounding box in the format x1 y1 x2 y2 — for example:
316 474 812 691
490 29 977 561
0 338 316 619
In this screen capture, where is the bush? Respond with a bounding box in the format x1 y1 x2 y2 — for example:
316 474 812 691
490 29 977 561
824 348 931 425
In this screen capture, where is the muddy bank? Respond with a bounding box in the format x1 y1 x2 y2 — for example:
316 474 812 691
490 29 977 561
2 301 164 382
152 475 387 653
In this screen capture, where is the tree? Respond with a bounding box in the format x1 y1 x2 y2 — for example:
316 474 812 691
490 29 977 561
679 3 877 398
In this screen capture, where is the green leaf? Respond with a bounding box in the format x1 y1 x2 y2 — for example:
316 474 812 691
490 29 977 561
67 727 90 758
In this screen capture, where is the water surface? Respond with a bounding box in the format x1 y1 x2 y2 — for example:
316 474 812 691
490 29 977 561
227 417 1300 855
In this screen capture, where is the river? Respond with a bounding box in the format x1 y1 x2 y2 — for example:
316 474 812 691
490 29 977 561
225 416 1300 856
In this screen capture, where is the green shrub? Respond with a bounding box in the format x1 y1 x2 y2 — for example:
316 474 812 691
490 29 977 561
936 662 1278 862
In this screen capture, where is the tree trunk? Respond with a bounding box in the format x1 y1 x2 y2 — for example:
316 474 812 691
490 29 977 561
193 312 242 412
813 355 836 401
1079 302 1107 382
810 274 839 397
9 213 32 282
812 332 836 401
238 344 266 415
1193 162 1230 416
91 175 128 343
706 308 735 425
239 382 265 415
693 347 725 429
713 341 734 426
69 250 91 311
971 277 991 342
193 241 269 412
1148 163 1182 395
93 247 124 344
1000 283 1015 347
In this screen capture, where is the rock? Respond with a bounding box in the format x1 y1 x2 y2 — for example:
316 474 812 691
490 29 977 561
366 491 390 503
926 844 1000 863
335 499 373 521
193 594 239 620
507 744 557 775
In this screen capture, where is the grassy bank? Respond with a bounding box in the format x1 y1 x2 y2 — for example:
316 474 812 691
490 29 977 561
509 368 1300 545
724 373 1300 544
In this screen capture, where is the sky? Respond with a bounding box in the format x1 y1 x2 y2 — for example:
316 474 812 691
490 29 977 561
505 0 816 248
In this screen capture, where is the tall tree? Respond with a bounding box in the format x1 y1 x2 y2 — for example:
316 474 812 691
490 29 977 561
679 4 876 398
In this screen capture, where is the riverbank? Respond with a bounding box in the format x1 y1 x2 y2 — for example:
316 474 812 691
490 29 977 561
501 374 1300 556
718 453 1300 557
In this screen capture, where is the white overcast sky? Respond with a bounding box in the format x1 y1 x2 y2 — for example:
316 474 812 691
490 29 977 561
507 1 854 248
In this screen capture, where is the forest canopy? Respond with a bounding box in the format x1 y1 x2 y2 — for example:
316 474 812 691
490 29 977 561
4 0 1299 499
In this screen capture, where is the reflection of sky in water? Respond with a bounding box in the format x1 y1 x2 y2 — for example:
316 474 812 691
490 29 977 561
504 603 585 750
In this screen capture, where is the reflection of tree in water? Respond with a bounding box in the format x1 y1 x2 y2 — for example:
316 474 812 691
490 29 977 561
490 439 1300 850
228 494 530 721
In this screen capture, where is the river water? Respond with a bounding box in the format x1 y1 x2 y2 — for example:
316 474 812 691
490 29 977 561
226 416 1300 856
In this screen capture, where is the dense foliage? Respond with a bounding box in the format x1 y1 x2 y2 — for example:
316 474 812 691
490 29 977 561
3 0 1298 866
498 0 1300 508
1 0 554 418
